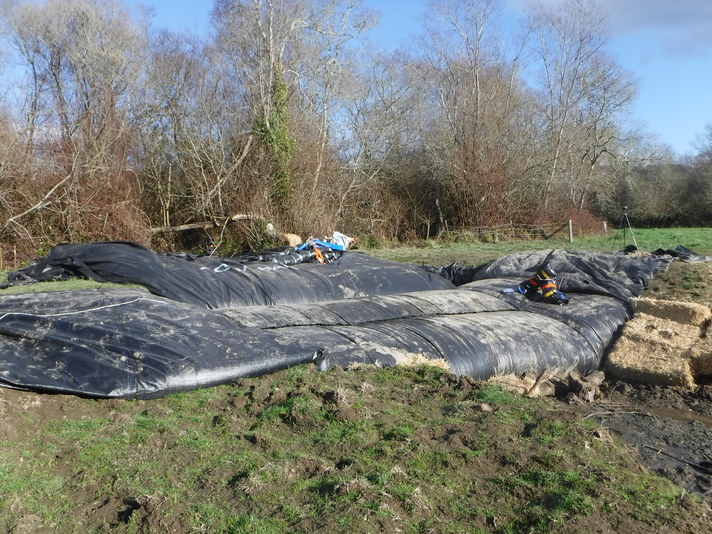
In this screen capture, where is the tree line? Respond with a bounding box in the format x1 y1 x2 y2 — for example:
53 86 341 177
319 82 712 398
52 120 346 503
0 0 710 260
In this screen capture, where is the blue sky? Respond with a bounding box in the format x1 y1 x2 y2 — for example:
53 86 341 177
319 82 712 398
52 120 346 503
129 0 712 157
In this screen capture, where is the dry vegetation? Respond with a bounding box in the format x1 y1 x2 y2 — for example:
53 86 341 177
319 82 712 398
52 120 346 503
0 0 711 262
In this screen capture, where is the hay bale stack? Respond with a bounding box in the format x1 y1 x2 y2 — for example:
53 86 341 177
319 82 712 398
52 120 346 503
688 328 712 377
618 312 702 347
605 326 696 389
605 311 701 389
632 297 711 327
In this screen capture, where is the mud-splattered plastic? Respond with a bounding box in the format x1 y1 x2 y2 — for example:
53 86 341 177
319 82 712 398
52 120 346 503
0 243 676 398
7 241 454 307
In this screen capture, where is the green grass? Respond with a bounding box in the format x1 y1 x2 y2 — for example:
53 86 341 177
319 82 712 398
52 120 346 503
0 277 135 293
363 227 712 266
1 364 708 533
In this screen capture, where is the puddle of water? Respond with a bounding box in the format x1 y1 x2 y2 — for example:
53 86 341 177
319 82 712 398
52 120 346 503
644 405 712 428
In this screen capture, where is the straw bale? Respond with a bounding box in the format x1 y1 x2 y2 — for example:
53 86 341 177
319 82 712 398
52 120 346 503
399 354 451 371
620 313 701 348
632 297 711 327
487 373 536 395
688 330 712 376
487 371 558 397
606 335 696 388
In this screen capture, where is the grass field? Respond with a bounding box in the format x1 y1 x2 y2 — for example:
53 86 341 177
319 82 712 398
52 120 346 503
363 227 712 266
2 365 709 533
1 228 711 533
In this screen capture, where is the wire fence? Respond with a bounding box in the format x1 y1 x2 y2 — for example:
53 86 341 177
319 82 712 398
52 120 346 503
440 221 575 243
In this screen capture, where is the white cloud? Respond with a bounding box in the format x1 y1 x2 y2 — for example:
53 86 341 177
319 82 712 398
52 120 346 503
601 0 712 54
506 0 712 55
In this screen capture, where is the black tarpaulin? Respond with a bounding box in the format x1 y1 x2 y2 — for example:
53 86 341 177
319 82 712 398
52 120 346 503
7 241 454 307
0 243 679 398
431 249 673 300
651 245 712 263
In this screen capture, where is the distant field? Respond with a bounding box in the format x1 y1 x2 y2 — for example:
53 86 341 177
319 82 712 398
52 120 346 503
364 227 712 266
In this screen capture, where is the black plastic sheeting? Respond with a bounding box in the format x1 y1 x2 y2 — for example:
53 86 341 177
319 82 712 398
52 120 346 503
651 245 712 263
6 241 454 307
432 249 673 301
0 243 675 398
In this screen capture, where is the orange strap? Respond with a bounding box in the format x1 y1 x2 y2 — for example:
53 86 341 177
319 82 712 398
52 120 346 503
540 282 557 298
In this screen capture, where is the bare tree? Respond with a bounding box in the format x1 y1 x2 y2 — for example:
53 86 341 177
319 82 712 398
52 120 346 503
410 0 532 228
335 85 425 237
567 53 637 211
2 0 149 245
143 32 245 217
210 0 374 235
212 0 306 219
526 0 635 214
686 123 712 224
287 0 373 224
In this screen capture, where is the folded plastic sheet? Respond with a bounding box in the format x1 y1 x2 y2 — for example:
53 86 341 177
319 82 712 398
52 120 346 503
651 245 712 263
431 249 674 300
7 242 454 307
0 244 677 398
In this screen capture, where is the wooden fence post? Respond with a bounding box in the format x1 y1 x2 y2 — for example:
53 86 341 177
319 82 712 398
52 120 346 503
568 220 573 243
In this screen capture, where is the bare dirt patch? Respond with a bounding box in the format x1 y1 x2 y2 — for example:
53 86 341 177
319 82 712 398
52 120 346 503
584 380 712 501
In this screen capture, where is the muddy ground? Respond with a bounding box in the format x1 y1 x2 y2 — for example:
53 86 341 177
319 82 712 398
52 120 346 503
612 260 712 504
578 379 712 504
3 377 711 507
574 259 712 505
2 366 711 533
